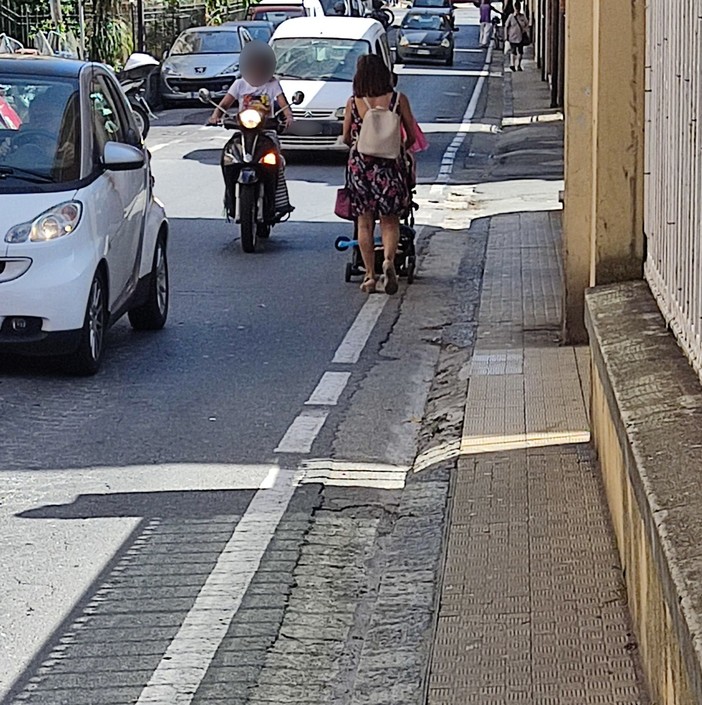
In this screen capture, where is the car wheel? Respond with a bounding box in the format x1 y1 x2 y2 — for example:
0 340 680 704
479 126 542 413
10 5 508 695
128 234 169 330
71 270 107 376
446 52 454 67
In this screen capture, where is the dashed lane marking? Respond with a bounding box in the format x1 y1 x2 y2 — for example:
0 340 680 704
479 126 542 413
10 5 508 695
332 296 388 364
274 409 331 454
305 371 352 406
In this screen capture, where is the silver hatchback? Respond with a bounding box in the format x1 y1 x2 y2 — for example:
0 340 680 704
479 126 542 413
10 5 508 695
160 25 251 106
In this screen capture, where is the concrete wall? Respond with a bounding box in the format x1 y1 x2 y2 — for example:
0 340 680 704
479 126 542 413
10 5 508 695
586 283 702 705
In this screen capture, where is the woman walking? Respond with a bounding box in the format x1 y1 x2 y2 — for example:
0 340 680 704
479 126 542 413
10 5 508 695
342 55 417 295
504 0 529 71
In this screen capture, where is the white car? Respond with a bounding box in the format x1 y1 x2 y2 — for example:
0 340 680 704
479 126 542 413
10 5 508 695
271 17 394 151
0 56 169 374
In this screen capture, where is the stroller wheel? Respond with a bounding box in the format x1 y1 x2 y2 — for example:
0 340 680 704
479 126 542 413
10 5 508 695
407 256 416 284
335 236 351 252
345 262 353 283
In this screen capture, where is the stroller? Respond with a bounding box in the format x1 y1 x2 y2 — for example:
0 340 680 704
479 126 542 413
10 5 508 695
491 16 504 51
335 154 418 285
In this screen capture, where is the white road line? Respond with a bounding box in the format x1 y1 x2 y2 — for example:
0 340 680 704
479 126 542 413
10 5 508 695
305 371 352 406
134 467 298 705
148 138 184 153
274 410 330 454
429 46 493 196
332 296 388 364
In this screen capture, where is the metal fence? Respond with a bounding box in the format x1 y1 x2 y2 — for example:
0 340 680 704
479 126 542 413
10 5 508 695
643 1 702 379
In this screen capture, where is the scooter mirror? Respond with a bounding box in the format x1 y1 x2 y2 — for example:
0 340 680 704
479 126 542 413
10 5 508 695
291 91 304 106
198 88 212 104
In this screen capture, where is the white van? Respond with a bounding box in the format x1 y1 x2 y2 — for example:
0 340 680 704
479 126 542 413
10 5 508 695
271 17 393 151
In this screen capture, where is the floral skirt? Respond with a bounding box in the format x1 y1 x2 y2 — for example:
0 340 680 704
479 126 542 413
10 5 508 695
347 148 411 218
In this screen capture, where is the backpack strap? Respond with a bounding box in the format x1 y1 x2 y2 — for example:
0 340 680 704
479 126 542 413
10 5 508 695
389 91 400 113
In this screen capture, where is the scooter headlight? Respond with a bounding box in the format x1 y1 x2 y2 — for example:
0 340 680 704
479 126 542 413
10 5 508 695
239 109 263 129
5 201 82 243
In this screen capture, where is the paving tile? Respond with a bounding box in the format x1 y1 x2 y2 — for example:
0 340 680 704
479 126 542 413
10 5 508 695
427 209 647 704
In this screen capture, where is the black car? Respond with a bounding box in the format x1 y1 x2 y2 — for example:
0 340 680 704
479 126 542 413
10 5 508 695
397 10 455 65
410 0 455 27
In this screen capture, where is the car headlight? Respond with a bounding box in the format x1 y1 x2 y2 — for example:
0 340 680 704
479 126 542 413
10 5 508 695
441 38 451 48
161 64 178 76
218 63 239 76
399 36 409 47
334 106 346 119
5 201 83 244
239 109 263 129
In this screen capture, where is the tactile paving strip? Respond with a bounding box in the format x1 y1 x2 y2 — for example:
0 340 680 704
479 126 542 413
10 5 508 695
428 212 648 704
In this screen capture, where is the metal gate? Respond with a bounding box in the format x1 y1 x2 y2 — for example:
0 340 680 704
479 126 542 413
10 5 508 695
644 1 702 381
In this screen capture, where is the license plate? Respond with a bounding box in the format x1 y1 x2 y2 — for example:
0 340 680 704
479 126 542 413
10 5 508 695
417 49 431 55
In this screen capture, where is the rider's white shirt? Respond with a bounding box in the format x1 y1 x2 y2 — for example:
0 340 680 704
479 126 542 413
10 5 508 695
227 78 284 116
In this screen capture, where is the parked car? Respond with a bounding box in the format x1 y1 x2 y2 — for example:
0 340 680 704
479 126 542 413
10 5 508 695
246 4 307 27
160 25 252 106
410 0 455 27
271 17 393 151
397 10 455 65
223 20 275 43
0 55 169 374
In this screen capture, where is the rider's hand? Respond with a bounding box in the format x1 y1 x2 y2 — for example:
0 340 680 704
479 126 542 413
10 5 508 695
284 112 294 128
207 113 220 126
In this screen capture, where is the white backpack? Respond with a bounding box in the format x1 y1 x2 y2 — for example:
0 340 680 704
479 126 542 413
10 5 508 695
356 93 402 160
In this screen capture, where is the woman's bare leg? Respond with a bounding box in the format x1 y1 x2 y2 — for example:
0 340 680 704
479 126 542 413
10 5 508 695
379 214 400 294
357 211 377 291
379 214 400 262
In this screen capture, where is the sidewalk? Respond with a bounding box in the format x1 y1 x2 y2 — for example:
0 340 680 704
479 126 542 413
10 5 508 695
426 57 650 703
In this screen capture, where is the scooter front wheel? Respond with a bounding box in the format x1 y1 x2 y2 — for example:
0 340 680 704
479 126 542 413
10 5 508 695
131 103 150 139
239 184 258 253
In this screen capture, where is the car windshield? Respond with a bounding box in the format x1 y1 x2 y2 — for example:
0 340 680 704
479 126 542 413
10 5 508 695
0 75 81 190
246 25 273 41
414 0 448 7
171 29 241 55
272 38 370 82
403 13 445 29
256 9 304 24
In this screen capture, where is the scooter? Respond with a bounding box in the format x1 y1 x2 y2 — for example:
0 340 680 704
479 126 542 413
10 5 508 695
119 53 159 139
367 0 394 29
199 87 302 253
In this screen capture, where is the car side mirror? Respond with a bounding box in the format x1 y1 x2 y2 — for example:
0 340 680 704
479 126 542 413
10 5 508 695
102 142 145 171
291 91 304 105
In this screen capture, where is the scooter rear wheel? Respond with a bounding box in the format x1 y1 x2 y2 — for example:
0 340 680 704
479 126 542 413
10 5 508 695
240 185 258 253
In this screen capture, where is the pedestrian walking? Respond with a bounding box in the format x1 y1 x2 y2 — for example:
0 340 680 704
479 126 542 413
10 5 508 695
342 55 417 295
478 0 494 48
504 0 529 71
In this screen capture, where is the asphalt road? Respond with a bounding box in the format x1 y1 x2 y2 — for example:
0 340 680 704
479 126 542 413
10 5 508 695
0 8 489 702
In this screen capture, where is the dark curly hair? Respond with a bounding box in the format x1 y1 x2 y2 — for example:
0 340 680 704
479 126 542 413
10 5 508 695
353 54 394 98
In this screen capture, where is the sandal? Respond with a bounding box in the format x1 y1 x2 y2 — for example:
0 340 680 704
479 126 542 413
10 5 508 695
383 260 398 295
361 277 377 294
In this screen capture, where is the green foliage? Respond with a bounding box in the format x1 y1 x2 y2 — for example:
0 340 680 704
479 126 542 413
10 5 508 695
89 15 133 67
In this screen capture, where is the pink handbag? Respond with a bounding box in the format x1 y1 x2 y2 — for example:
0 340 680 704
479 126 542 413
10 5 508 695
334 187 353 221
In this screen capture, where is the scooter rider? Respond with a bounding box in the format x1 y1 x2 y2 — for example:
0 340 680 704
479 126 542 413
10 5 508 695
208 41 295 220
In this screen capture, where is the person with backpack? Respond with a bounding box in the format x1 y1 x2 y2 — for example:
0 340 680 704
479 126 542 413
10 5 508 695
504 0 530 71
341 55 417 295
